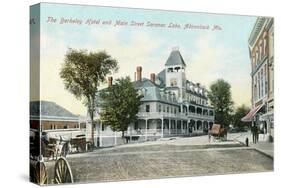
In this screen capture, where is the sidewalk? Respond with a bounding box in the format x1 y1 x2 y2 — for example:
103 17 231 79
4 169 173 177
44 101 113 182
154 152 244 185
228 132 274 158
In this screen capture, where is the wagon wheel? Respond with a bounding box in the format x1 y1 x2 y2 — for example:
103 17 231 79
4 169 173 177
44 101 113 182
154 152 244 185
33 161 48 185
54 157 74 184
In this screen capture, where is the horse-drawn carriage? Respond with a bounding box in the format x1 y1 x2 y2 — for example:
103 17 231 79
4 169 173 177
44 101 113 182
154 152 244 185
41 135 71 160
30 130 74 185
209 124 227 141
70 134 87 152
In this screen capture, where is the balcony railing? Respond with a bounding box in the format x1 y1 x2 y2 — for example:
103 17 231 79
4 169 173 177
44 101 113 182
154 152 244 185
137 111 214 120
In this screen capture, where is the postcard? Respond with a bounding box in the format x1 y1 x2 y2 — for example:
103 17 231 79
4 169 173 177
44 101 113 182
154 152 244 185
30 3 274 185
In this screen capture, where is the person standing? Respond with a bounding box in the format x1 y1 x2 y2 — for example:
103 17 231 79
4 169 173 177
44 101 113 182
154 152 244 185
251 125 256 143
256 126 259 143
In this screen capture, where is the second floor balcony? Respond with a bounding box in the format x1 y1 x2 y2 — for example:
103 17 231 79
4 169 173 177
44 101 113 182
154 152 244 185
137 111 214 121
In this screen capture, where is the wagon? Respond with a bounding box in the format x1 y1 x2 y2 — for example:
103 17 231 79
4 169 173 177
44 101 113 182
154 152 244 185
30 131 74 184
70 135 87 152
41 136 70 160
209 124 227 141
30 157 74 185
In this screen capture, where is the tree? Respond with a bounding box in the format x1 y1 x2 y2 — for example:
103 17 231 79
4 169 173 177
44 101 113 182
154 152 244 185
60 48 118 146
207 79 234 127
99 76 142 139
232 104 251 130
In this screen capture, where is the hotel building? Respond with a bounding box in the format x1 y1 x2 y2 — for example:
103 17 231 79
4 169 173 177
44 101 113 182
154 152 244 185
93 48 215 147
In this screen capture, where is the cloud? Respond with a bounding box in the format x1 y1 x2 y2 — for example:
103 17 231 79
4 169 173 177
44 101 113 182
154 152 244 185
39 27 251 115
186 35 251 107
85 28 165 82
39 28 165 114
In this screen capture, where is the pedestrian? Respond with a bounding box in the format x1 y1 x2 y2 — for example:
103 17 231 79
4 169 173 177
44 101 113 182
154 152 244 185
208 127 212 142
256 126 259 143
245 137 249 147
251 125 256 144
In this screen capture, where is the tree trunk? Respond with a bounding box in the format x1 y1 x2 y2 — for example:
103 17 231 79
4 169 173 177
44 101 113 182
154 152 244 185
88 110 95 150
122 131 127 144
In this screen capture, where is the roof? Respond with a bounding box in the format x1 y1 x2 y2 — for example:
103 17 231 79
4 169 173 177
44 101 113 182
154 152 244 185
248 17 270 47
132 78 157 88
30 100 78 120
132 78 179 105
156 69 166 88
165 50 186 66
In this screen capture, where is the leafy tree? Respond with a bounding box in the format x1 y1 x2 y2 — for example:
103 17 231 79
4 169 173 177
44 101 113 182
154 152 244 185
60 48 118 146
99 76 142 138
207 79 234 128
232 104 251 130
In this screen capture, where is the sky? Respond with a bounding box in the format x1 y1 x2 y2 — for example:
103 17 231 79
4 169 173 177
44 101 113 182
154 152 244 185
30 3 257 115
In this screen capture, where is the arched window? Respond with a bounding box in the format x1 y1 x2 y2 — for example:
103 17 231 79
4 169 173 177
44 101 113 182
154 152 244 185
256 51 259 63
260 43 263 59
252 57 256 68
261 69 264 97
264 64 268 94
263 38 267 55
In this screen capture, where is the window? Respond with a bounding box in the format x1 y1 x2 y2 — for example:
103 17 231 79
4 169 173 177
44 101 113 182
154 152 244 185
174 108 177 114
63 125 68 129
261 69 264 97
167 106 169 113
265 64 268 94
134 122 138 130
263 38 267 55
170 78 177 86
256 51 259 62
146 105 150 112
255 76 257 100
168 68 173 72
102 124 105 131
258 72 261 99
260 43 263 59
158 104 161 112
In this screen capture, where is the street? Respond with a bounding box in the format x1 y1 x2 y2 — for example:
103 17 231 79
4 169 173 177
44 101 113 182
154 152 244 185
45 133 273 183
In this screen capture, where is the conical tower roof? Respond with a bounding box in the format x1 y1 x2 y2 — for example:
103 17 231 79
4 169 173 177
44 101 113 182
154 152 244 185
165 48 186 66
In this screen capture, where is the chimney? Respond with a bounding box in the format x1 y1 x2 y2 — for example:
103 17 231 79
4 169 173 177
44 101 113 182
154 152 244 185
108 76 113 87
136 66 142 81
150 73 156 82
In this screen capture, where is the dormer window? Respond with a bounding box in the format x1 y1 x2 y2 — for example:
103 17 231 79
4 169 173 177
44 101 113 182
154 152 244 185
138 88 146 96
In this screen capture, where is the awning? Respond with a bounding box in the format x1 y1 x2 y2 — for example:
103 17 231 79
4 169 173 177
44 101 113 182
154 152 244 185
260 111 274 121
241 104 263 122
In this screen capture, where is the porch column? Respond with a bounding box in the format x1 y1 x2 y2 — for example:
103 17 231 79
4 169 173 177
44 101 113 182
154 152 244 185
181 120 183 134
100 121 103 147
161 118 164 138
114 131 117 145
145 119 148 141
169 119 171 135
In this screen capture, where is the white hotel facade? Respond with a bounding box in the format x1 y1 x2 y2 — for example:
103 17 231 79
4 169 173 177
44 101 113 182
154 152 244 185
92 48 215 147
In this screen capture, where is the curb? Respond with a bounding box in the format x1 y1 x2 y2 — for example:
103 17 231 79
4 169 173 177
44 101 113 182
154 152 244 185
234 139 273 160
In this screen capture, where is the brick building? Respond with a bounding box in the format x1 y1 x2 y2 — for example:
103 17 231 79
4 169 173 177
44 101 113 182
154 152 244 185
242 17 274 140
30 100 87 140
